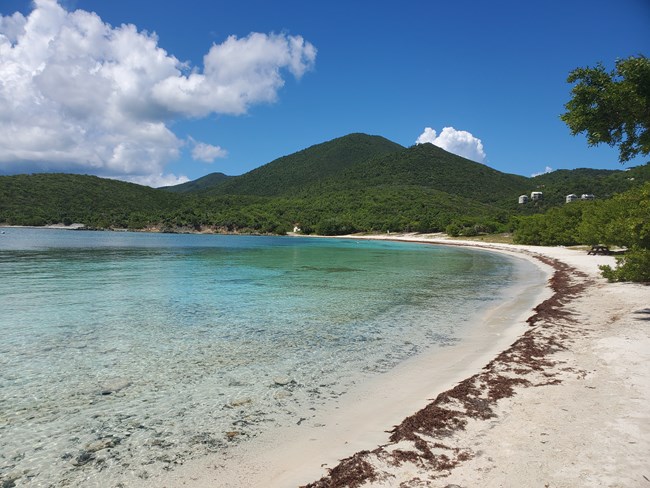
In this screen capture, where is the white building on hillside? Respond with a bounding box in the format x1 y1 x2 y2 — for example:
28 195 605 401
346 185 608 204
566 194 579 203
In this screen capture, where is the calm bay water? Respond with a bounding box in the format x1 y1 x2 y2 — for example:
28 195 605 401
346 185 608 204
0 229 535 486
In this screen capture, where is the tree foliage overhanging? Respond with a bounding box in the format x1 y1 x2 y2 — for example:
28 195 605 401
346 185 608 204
561 55 650 163
550 55 650 282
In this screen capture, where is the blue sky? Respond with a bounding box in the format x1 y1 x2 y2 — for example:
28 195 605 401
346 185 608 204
1 0 648 186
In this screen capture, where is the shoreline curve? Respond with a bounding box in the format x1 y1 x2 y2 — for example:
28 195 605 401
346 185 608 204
148 233 648 487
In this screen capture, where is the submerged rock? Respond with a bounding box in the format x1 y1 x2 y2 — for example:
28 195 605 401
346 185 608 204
99 379 131 395
72 451 95 466
229 397 253 407
85 437 120 453
273 390 292 400
1 470 24 488
273 377 293 386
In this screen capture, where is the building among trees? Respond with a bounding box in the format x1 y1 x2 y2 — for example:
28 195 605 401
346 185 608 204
566 193 579 203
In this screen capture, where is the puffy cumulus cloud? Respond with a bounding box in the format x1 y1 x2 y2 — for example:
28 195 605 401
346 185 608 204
154 32 317 117
189 138 228 163
531 166 553 177
0 0 316 186
416 127 487 163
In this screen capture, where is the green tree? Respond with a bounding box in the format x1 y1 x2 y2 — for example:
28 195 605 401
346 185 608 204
600 249 650 282
578 182 650 249
591 182 650 283
513 203 586 246
561 55 650 162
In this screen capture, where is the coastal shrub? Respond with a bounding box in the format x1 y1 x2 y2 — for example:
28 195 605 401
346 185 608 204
586 183 650 282
578 183 650 249
260 221 291 235
513 183 649 282
600 247 650 283
513 204 585 245
446 219 502 237
313 219 358 235
445 222 463 237
462 225 480 237
297 224 315 235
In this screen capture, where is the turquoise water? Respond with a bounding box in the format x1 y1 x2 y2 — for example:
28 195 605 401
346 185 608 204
0 229 533 486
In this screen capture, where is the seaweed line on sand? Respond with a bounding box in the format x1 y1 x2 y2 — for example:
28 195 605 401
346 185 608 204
302 251 593 488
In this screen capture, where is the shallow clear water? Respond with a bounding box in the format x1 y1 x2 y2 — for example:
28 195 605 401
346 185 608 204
0 229 533 486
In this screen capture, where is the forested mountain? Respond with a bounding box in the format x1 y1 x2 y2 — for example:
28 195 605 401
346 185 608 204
297 142 530 206
189 133 405 197
1 133 648 235
162 172 231 193
0 173 184 228
527 164 650 206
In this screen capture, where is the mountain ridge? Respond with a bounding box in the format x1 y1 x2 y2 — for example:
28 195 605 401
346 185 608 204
162 172 231 193
191 133 405 197
1 132 648 233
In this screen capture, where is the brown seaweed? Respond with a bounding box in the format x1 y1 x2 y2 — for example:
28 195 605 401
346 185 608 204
302 250 593 488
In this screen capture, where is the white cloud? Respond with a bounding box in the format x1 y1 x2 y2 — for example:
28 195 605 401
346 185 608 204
153 32 317 117
531 166 553 177
415 126 487 163
190 138 228 163
0 0 316 186
124 173 190 188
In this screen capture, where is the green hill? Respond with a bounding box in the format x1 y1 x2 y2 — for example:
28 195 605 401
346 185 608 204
197 133 405 197
526 164 650 206
302 142 530 205
162 172 231 193
282 186 505 235
0 173 183 228
163 139 533 234
1 134 648 235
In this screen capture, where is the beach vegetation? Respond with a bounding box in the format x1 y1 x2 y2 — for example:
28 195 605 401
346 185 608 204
600 247 650 282
511 203 586 246
514 182 650 282
580 181 650 249
445 219 503 237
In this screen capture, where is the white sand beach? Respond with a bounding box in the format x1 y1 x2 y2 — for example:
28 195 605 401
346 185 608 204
150 235 649 488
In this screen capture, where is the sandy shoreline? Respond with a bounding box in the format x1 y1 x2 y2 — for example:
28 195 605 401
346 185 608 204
145 234 649 487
